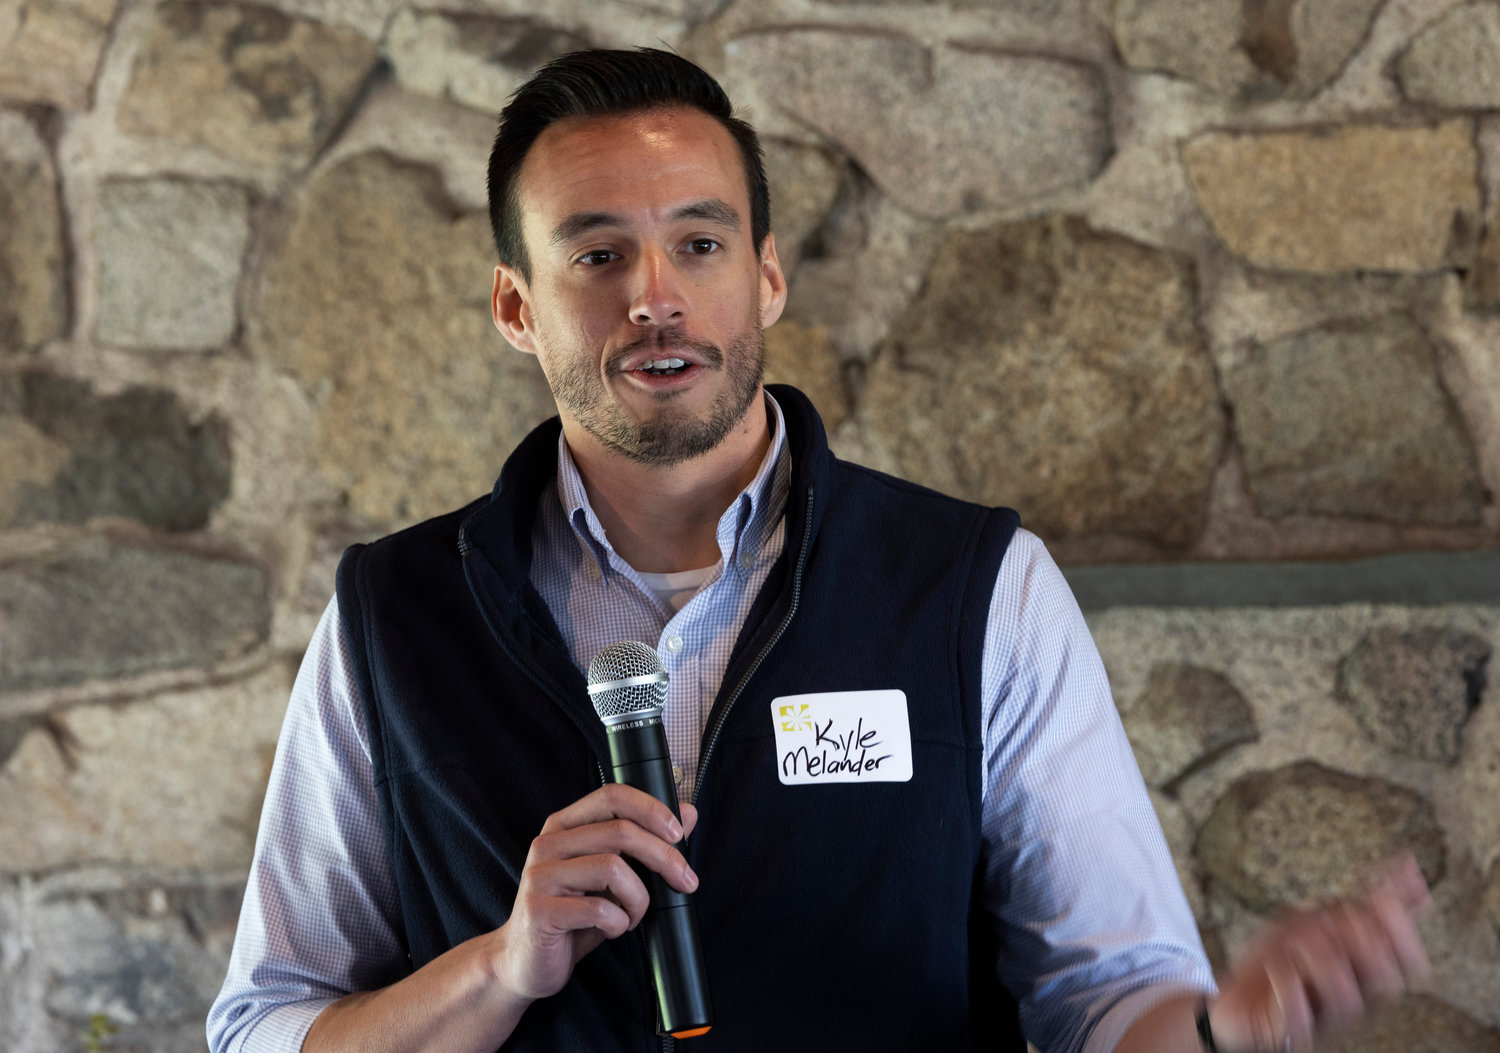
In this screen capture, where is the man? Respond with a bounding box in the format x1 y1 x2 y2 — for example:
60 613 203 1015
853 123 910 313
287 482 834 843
210 48 1431 1052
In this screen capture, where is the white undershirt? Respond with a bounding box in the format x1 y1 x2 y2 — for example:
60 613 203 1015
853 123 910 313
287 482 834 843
636 562 722 613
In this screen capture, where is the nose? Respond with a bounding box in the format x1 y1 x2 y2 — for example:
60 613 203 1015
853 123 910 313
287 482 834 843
628 248 687 328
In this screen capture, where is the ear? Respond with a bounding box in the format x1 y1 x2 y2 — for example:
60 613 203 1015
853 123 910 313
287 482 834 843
757 234 788 329
492 263 537 355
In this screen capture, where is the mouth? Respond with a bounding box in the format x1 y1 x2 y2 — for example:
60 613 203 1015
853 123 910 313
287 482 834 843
635 357 690 377
615 336 720 384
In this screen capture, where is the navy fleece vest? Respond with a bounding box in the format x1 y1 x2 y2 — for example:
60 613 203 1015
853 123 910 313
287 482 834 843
336 386 1024 1051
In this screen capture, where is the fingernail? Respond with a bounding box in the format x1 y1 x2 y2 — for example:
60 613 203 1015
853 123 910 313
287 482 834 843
685 865 699 891
667 818 683 841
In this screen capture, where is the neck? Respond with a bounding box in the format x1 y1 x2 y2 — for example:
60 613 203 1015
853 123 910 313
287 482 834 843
564 394 771 574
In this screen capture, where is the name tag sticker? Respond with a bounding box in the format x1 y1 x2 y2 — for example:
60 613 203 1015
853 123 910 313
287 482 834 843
771 689 913 785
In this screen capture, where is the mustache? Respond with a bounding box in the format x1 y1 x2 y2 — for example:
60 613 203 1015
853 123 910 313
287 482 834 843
609 329 724 370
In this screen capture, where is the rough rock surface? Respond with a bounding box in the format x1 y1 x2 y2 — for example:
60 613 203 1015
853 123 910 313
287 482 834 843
855 216 1224 547
1224 314 1484 524
254 152 556 526
1122 663 1258 789
1398 3 1500 110
762 139 843 275
781 193 942 356
0 0 119 109
0 544 269 692
117 1 378 166
35 876 242 1031
727 30 1110 217
1183 122 1480 273
1115 0 1382 100
1469 201 1500 311
763 320 848 432
0 667 290 872
94 179 249 350
1337 627 1490 765
0 111 65 352
1322 994 1500 1053
1487 865 1500 943
0 371 231 531
383 9 587 115
1197 761 1446 913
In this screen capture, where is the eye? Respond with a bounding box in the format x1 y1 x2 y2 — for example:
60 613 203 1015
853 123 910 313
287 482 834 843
577 249 620 266
685 238 720 256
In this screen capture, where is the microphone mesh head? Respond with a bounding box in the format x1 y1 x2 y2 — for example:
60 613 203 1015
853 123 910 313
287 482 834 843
588 641 668 720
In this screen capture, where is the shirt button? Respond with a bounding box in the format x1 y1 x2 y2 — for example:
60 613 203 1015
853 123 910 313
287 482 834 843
672 765 684 785
738 550 754 569
665 634 684 654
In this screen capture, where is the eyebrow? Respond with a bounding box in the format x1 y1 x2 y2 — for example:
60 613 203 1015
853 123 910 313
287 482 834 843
548 198 743 248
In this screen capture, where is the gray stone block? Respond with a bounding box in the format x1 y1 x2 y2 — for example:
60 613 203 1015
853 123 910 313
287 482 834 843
252 152 556 527
1198 761 1446 914
94 179 249 351
116 1 379 166
1123 663 1258 790
0 544 269 692
1398 3 1500 110
1116 0 1382 100
1338 627 1490 764
1183 123 1480 274
0 111 66 352
854 215 1224 548
0 371 232 532
0 668 292 871
1225 314 1484 525
727 30 1110 217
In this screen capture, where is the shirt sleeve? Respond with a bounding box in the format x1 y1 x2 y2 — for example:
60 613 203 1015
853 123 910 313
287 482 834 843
979 529 1215 1053
207 597 408 1052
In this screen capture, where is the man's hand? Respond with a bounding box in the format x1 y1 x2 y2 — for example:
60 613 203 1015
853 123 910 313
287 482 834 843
1207 855 1433 1052
303 783 699 1053
495 782 700 1004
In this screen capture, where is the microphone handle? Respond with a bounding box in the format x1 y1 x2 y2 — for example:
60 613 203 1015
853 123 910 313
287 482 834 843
606 720 713 1038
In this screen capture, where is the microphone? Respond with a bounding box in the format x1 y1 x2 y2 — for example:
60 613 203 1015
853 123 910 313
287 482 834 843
587 641 713 1040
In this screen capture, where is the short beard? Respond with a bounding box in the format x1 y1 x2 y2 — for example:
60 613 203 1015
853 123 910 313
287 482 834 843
553 323 766 468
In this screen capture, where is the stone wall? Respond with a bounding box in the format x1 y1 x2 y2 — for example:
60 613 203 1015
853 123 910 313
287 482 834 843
1 0 1497 1049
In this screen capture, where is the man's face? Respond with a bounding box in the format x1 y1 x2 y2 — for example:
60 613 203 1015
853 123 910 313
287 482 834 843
493 106 786 467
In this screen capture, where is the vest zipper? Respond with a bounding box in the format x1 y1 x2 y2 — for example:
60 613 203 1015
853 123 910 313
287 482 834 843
655 488 811 1053
691 486 815 809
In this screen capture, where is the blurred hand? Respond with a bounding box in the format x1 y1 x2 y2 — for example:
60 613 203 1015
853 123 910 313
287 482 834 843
1208 855 1433 1052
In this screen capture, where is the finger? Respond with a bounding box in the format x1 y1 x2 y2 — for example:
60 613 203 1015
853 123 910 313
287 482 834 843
1328 900 1405 1002
1366 878 1432 985
1380 858 1428 918
540 783 685 844
1308 918 1368 1032
531 818 698 894
679 801 699 840
527 852 652 926
1265 946 1318 1052
531 885 636 940
1376 853 1434 917
1284 915 1365 1032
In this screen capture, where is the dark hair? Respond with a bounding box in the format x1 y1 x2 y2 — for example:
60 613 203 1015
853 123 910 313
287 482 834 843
486 48 771 280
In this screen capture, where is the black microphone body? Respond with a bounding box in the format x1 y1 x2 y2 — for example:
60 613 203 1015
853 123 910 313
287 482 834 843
589 643 713 1039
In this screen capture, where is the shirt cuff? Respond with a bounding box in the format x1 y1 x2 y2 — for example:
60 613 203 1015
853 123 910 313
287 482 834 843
1080 981 1218 1053
222 997 337 1053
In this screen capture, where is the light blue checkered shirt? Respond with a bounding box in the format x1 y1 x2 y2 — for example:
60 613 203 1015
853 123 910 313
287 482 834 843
209 394 1213 1053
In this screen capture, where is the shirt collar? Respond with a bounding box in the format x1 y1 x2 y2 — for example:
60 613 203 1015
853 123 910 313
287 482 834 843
554 391 790 578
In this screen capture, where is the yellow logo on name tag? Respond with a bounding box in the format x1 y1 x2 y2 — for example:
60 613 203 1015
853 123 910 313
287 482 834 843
778 702 813 732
